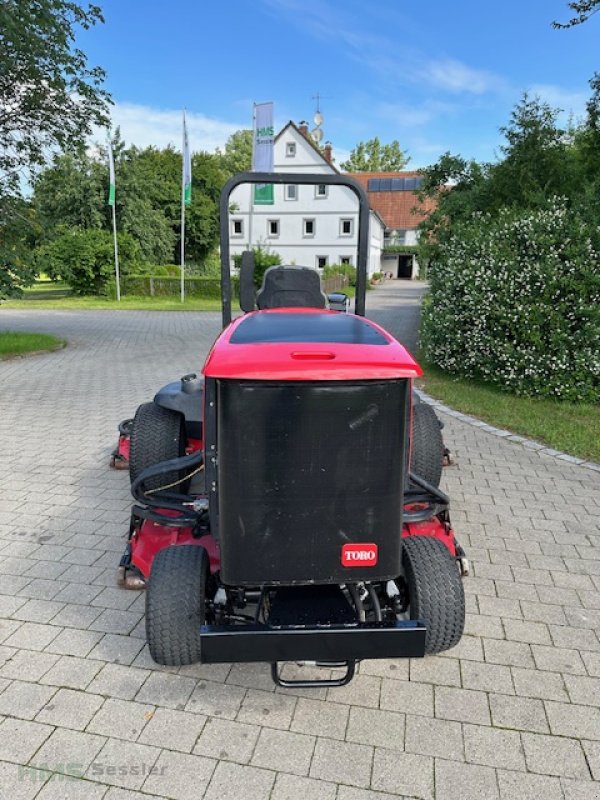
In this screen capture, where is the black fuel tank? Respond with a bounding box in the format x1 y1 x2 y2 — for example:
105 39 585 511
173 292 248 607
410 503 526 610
216 379 409 585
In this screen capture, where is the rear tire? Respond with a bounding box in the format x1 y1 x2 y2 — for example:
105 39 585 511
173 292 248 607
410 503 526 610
403 536 465 654
410 403 444 488
129 402 188 493
146 545 208 666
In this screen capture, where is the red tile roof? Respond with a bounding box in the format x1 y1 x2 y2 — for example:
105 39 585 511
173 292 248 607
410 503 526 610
348 171 437 231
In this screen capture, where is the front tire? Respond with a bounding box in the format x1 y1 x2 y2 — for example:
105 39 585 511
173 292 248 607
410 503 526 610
146 545 209 666
403 536 465 654
129 402 187 493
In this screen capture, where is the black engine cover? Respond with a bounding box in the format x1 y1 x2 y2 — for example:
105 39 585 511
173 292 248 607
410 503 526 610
216 379 408 585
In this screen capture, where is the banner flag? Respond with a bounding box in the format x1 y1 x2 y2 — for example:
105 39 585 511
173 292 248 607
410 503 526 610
182 113 192 206
107 143 116 206
252 102 274 205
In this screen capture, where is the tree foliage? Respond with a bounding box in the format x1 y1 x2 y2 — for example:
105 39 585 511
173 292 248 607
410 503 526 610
418 84 600 402
0 0 110 195
218 129 253 175
340 138 410 172
553 0 600 27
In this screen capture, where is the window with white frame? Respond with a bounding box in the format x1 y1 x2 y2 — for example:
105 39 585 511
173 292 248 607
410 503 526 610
231 219 244 237
340 256 352 265
316 255 328 269
284 184 298 201
286 142 296 157
303 218 315 237
267 219 280 237
340 218 353 236
315 184 328 199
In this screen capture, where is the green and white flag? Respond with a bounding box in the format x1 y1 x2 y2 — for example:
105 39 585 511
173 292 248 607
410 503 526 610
252 102 274 205
107 142 116 206
182 112 192 206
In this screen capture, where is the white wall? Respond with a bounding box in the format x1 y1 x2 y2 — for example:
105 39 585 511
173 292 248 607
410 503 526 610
229 126 385 277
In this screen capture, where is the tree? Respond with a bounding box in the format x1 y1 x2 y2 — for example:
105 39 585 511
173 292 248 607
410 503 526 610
340 138 410 172
218 130 253 175
0 0 111 195
553 0 600 27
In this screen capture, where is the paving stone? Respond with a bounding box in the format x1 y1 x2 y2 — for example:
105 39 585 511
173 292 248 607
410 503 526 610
346 706 405 751
581 740 600 781
85 738 160 790
0 650 59 682
237 688 296 730
251 726 315 775
272 772 337 800
489 693 550 733
405 713 463 760
39 655 104 690
141 749 216 799
545 700 600 741
0 759 50 800
44 628 104 657
564 674 600 707
0 679 56 720
3 622 61 651
496 769 563 800
502 618 552 645
291 696 349 740
410 655 462 687
87 634 145 665
380 677 434 716
326 673 382 708
87 698 154 741
10 599 64 623
203 761 275 800
0 717 54 762
522 732 591 778
33 777 108 800
434 686 491 725
371 748 433 799
86 664 150 700
310 737 373 788
358 659 409 680
434 759 499 800
461 660 514 694
463 723 526 770
193 717 258 763
511 666 569 701
561 777 600 800
186 679 246 720
226 662 277 692
137 706 206 752
134 670 196 710
36 687 104 731
532 644 588 675
336 789 399 800
33 727 106 776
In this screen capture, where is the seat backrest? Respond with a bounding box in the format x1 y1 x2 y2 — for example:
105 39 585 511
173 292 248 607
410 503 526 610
256 266 327 310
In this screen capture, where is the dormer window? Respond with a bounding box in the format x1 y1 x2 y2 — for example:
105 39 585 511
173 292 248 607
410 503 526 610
286 142 296 157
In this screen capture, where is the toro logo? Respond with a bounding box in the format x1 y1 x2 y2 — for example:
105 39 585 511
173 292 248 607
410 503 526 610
341 543 378 567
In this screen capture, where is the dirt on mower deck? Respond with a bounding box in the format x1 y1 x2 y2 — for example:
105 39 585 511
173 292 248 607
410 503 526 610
0 282 598 800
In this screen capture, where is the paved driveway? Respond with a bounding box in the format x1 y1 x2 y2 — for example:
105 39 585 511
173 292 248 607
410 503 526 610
0 283 598 800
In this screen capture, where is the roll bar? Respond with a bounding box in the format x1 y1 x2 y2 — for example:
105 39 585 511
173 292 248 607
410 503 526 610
219 172 371 327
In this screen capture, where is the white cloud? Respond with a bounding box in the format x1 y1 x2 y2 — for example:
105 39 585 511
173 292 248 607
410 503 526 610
417 59 505 95
528 84 588 121
95 101 244 151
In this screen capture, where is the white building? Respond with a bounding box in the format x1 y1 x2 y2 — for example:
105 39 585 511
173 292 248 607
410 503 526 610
229 121 385 277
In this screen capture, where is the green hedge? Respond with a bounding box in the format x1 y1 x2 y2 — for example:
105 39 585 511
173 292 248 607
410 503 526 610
116 275 239 299
421 199 600 402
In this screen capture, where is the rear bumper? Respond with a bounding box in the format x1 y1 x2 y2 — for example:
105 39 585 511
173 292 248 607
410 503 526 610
199 620 426 664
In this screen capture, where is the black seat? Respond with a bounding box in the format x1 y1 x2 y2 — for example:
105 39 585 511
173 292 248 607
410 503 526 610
256 266 327 310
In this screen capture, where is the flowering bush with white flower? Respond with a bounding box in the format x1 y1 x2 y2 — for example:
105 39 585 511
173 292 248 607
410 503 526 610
421 198 600 401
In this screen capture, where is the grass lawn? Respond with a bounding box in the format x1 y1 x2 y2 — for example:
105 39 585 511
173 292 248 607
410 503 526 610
0 331 65 359
417 354 600 463
1 294 225 312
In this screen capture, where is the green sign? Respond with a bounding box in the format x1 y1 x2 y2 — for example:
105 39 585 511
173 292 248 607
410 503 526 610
254 184 274 204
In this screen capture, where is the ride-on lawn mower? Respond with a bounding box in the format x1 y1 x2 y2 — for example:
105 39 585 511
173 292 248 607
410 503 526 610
116 172 467 687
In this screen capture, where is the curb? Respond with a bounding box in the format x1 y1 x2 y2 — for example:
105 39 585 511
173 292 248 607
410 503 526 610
416 388 600 475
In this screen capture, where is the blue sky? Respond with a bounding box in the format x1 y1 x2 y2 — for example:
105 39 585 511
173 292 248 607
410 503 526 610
83 0 599 168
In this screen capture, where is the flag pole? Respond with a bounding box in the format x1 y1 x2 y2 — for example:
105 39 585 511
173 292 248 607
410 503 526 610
180 110 186 304
112 201 121 302
107 140 121 302
248 102 256 250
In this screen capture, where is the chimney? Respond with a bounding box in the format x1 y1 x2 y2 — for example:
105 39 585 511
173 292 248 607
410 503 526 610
298 120 309 138
323 141 333 163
